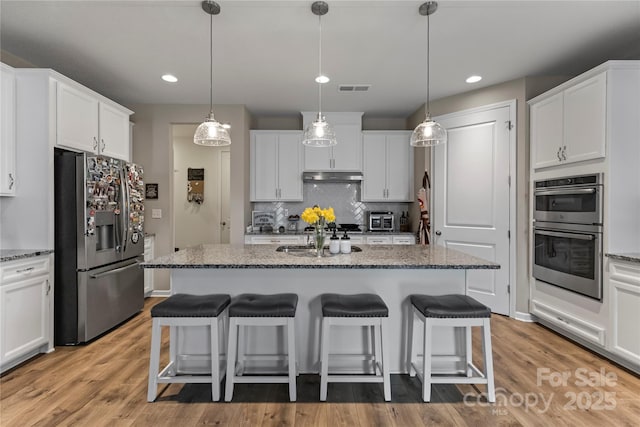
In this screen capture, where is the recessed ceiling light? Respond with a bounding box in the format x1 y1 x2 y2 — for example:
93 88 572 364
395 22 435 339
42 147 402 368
161 74 178 83
315 75 330 84
466 75 482 83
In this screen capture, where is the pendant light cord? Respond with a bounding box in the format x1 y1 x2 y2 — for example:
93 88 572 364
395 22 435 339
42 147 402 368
425 13 430 119
209 11 214 115
317 14 323 119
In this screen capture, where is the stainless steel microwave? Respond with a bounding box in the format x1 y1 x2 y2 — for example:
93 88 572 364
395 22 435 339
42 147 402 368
534 173 603 225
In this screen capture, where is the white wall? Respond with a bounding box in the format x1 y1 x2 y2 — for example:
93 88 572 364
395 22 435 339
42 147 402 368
130 104 250 292
172 125 228 250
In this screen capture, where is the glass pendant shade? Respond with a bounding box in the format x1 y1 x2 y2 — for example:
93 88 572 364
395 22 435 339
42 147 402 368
302 116 337 147
410 116 447 147
193 112 231 146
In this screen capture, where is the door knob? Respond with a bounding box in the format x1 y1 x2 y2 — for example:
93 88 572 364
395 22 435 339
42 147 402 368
435 230 442 236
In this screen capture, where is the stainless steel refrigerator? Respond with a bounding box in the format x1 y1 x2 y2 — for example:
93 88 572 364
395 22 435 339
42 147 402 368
54 149 146 344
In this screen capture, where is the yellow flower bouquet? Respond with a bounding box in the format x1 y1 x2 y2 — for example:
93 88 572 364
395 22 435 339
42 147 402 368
301 205 335 256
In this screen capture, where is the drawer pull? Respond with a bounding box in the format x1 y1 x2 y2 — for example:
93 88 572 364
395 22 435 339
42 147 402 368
17 267 35 274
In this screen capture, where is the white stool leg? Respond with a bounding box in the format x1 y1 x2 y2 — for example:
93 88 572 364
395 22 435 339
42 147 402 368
287 318 297 402
380 318 391 402
225 318 238 402
371 324 380 375
147 318 162 402
407 308 417 377
237 321 246 375
210 317 220 401
466 325 473 377
422 318 433 402
319 317 330 401
482 318 496 403
169 325 177 375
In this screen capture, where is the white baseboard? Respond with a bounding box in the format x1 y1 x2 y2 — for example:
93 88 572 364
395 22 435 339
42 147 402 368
149 290 171 298
514 311 537 322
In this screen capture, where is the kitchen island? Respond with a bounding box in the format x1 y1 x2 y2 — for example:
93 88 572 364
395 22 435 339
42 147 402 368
142 244 499 374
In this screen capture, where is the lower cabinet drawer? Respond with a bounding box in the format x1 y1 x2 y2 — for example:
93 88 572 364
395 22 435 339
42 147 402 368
0 256 50 284
531 300 606 346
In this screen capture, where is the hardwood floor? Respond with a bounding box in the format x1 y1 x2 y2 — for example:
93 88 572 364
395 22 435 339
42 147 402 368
1 298 639 426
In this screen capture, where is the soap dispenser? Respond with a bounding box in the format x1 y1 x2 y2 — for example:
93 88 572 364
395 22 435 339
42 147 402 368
340 231 351 254
329 229 340 254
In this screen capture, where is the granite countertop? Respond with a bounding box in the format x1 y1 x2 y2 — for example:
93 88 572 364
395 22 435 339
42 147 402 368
245 231 416 236
142 244 499 270
1 249 54 263
606 253 640 264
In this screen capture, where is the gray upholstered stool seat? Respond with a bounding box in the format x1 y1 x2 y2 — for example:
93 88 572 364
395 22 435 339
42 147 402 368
151 293 231 318
407 293 495 403
321 293 389 318
148 293 231 402
229 293 298 318
319 293 391 401
225 293 299 402
410 294 491 318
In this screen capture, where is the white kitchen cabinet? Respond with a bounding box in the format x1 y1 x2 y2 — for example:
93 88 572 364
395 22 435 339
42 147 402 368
57 81 132 161
251 131 303 201
366 235 393 245
302 112 363 171
144 235 155 297
244 235 304 245
362 131 413 201
0 254 54 373
608 258 640 366
0 63 16 196
392 235 416 245
530 72 606 169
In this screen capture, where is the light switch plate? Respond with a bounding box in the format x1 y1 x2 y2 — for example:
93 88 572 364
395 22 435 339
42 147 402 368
151 209 162 219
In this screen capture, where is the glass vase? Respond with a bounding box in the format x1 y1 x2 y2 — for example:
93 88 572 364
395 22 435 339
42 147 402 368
314 222 326 257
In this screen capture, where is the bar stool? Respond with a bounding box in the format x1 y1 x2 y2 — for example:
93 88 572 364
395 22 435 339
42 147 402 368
225 293 298 402
407 294 495 402
147 293 231 402
319 293 391 401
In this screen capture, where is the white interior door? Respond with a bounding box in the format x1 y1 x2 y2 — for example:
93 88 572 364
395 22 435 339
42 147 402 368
432 105 512 315
219 150 230 244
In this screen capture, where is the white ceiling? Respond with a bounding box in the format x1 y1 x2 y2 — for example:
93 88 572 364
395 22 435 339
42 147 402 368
1 0 639 119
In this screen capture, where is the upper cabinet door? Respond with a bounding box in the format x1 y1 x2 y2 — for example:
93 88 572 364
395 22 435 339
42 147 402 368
385 133 412 201
331 123 362 171
362 133 387 201
0 64 16 196
563 72 607 164
277 132 303 201
531 92 564 169
303 145 332 170
251 132 279 201
56 82 99 153
99 102 131 161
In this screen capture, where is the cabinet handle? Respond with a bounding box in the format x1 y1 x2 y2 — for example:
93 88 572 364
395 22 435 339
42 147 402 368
8 173 14 190
100 139 106 153
561 145 567 161
17 267 35 274
557 147 562 161
46 279 51 295
93 137 98 151
435 230 442 236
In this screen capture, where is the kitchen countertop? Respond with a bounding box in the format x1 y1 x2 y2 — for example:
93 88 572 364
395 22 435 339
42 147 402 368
142 244 499 270
0 249 54 263
606 253 640 264
245 231 416 236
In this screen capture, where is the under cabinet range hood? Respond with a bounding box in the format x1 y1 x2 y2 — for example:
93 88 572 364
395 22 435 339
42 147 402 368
302 171 363 182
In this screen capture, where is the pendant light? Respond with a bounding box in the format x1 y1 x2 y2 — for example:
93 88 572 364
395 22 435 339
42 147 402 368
410 1 447 147
302 1 337 147
194 0 231 146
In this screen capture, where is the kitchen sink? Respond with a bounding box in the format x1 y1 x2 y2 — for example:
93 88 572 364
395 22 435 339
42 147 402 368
276 245 362 256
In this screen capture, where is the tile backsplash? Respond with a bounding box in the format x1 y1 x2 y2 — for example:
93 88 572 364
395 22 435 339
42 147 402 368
252 183 412 230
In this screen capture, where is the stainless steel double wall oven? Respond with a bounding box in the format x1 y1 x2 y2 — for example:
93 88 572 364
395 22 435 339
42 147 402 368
533 174 604 300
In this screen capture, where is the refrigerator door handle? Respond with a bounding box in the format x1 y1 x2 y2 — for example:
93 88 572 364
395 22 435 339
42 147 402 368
89 260 139 279
118 165 128 253
122 166 131 253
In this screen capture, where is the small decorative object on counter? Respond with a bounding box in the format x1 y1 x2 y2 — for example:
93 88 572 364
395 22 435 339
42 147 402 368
301 205 336 257
329 229 341 254
340 231 351 254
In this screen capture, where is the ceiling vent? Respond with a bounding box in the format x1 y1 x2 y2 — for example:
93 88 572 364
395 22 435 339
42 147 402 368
338 84 371 92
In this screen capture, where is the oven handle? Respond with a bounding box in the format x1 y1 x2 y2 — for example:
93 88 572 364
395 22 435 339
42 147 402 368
534 188 596 196
534 229 595 241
